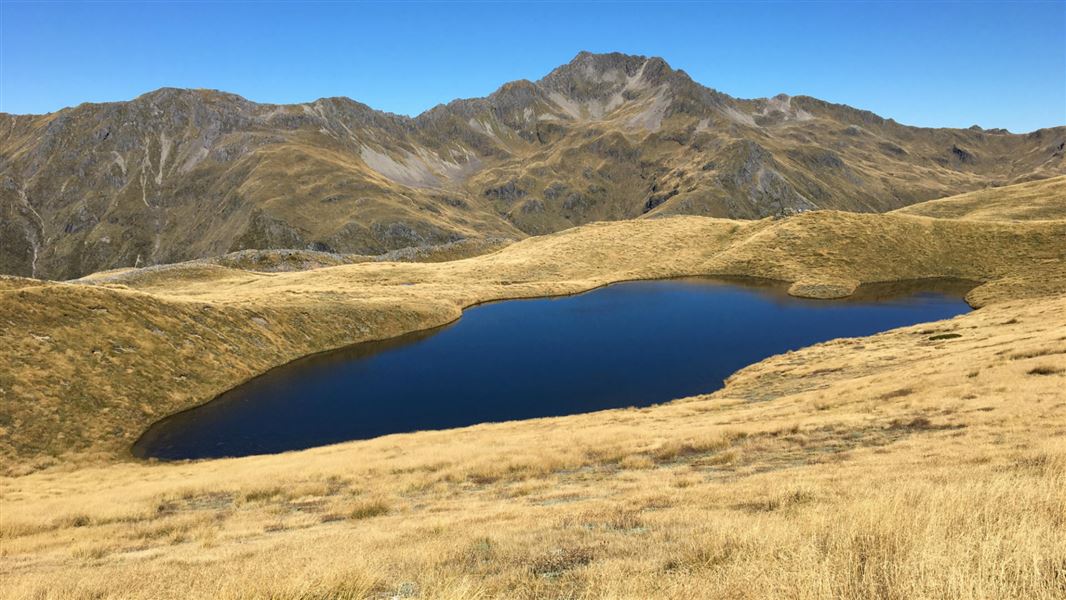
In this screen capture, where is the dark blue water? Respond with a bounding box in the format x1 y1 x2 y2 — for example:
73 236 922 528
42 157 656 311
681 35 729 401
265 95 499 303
132 278 974 460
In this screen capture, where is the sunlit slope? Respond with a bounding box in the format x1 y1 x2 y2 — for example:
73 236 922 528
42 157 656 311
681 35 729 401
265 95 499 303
1 291 1063 599
2 178 1065 599
1 210 1064 467
893 176 1066 221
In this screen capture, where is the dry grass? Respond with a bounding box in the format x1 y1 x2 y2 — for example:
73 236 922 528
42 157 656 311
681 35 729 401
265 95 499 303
2 210 1064 466
1 292 1064 598
1 202 1065 598
894 175 1066 221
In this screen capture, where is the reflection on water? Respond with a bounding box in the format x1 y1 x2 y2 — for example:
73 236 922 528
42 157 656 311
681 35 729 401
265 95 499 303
133 277 975 460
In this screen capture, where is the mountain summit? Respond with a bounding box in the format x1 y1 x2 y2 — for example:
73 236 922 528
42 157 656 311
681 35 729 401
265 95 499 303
2 52 1064 279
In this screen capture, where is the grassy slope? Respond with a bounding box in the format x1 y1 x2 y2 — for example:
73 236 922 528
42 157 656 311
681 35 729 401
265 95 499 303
1 195 1065 598
3 211 1064 467
2 292 1064 599
893 175 1066 221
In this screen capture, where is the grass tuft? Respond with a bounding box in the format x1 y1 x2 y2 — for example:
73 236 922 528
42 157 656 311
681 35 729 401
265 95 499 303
349 500 390 521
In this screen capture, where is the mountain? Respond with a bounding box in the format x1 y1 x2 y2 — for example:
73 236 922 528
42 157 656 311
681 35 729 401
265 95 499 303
2 51 1064 279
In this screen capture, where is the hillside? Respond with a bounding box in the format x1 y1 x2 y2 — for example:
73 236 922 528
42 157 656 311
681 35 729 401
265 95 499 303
3 52 1064 280
893 175 1066 221
1 219 1064 597
2 210 1065 468
1 172 1065 597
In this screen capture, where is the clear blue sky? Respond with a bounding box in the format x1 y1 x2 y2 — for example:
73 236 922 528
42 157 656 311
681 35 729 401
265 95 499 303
2 1 1063 132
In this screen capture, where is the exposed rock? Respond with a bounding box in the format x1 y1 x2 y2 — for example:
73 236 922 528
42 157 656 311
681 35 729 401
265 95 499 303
951 144 976 163
643 189 678 213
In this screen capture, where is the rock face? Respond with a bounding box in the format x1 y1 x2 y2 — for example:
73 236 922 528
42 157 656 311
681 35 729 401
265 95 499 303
2 51 1064 279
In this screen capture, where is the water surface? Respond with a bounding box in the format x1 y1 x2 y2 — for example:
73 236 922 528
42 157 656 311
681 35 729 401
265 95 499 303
133 278 974 460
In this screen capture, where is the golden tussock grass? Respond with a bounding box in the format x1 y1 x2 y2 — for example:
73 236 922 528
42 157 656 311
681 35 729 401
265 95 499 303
1 190 1065 597
2 209 1064 466
894 175 1066 222
1 291 1064 598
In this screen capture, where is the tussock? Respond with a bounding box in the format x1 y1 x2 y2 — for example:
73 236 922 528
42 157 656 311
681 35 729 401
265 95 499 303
1 198 1065 597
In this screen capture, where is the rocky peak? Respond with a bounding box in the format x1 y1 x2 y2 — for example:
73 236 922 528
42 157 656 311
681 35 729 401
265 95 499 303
537 52 674 101
130 88 256 114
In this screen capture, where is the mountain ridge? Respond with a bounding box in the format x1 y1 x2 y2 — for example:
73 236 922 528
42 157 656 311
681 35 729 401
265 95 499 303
3 51 1054 135
2 51 1064 279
